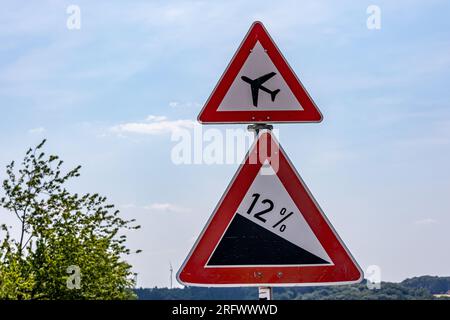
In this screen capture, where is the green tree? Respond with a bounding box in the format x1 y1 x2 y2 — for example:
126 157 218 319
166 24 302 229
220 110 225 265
0 140 140 299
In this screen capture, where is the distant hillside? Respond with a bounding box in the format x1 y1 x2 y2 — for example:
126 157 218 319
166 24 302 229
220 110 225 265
401 276 450 294
135 276 450 300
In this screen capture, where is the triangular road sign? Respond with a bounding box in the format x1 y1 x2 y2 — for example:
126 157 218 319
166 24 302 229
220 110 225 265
177 131 362 286
198 21 323 124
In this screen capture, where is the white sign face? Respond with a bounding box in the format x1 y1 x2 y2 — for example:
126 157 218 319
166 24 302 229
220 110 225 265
178 130 363 286
207 164 332 267
218 41 304 111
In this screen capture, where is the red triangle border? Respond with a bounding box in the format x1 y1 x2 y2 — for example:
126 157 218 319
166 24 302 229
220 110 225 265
198 21 323 124
177 131 362 286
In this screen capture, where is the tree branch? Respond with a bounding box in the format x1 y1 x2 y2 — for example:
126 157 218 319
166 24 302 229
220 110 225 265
21 234 33 250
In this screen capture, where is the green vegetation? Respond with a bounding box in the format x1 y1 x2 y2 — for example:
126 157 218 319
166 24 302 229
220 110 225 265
0 140 140 299
135 277 450 300
402 276 450 294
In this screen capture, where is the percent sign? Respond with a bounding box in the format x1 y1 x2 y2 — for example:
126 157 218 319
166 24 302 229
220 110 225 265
272 208 294 232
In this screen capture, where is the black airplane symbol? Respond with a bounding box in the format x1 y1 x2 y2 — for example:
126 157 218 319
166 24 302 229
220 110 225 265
241 72 281 107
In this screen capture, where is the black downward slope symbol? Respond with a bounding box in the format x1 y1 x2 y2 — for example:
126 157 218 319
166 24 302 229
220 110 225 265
207 214 330 266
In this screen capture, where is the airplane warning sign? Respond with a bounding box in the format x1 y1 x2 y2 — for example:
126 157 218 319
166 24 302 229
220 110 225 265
177 131 363 286
197 21 323 124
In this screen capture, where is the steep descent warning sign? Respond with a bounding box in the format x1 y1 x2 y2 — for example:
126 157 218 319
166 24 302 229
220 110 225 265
177 131 362 286
197 21 322 124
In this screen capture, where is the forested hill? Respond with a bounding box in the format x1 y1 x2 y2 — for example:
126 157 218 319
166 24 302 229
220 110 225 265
135 276 450 300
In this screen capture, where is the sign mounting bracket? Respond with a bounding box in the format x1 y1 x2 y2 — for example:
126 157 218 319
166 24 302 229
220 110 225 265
247 123 273 136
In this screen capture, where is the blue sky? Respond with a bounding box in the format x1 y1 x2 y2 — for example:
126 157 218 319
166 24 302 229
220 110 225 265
1 0 450 287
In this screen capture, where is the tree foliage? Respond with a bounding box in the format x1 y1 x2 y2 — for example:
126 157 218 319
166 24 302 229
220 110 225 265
0 140 140 299
402 276 450 294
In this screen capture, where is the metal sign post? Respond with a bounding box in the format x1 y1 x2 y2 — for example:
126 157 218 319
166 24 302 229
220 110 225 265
249 124 274 301
258 287 273 300
177 20 363 299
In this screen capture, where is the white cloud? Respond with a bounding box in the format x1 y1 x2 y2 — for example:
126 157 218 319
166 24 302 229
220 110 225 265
146 115 168 122
169 101 201 109
414 218 438 225
110 115 195 136
28 127 46 134
120 202 190 213
143 203 190 213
